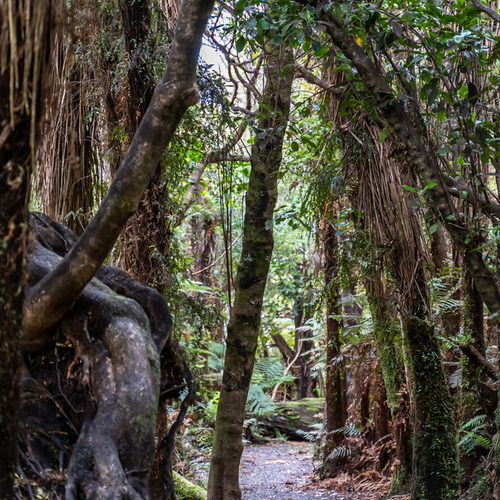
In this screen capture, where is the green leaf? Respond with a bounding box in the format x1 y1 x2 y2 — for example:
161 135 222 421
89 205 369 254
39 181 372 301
437 110 446 122
429 223 439 234
403 184 418 193
379 125 388 143
246 17 257 29
437 147 454 156
259 17 270 30
236 37 247 53
291 141 299 152
234 0 247 16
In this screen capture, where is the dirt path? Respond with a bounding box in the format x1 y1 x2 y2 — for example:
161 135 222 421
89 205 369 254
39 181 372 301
239 440 346 500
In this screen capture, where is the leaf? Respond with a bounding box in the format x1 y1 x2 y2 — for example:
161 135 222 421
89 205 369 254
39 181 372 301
246 17 257 29
236 37 247 53
379 125 388 143
437 147 454 156
291 141 299 152
234 0 247 16
429 223 439 234
403 184 418 193
428 87 439 107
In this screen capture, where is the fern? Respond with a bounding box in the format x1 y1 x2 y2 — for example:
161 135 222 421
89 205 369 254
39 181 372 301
428 275 462 319
326 445 352 462
245 384 275 416
251 357 294 389
296 423 322 442
329 422 362 438
458 415 492 456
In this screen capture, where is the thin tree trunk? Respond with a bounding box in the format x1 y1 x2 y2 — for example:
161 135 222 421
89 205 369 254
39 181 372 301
207 43 294 500
322 213 347 465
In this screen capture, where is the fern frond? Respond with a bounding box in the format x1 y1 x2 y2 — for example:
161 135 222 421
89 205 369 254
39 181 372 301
326 445 351 462
330 422 362 438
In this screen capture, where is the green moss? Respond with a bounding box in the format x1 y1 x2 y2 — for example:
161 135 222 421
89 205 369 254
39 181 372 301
409 320 459 500
390 465 407 495
173 471 207 500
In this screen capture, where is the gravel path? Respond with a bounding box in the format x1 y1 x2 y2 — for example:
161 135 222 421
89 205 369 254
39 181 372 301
240 440 346 500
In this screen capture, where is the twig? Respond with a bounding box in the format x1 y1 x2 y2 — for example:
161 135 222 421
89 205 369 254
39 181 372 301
192 231 243 275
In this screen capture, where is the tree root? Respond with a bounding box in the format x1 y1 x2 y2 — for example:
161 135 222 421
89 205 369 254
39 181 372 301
18 213 192 499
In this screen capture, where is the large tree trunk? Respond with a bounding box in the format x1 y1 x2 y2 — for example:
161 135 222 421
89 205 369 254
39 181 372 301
117 0 173 293
22 0 214 342
355 128 458 498
0 1 60 495
207 43 294 500
21 214 193 499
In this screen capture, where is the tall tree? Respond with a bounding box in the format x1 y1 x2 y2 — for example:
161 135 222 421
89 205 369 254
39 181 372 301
207 42 294 499
0 1 61 495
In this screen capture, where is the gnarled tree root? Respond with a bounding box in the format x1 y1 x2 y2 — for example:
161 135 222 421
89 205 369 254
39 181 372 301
18 213 192 499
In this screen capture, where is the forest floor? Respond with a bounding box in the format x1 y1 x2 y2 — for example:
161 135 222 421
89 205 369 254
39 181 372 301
238 439 408 500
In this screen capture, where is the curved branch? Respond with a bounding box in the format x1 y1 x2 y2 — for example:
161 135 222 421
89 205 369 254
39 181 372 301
308 0 500 317
470 0 500 23
176 122 249 225
23 0 215 345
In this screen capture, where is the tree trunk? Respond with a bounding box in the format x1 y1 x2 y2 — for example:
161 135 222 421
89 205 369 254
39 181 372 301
365 268 411 491
321 213 348 468
207 43 294 500
116 0 174 293
0 0 60 494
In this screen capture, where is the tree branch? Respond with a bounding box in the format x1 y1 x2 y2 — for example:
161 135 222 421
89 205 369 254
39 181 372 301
460 342 498 381
307 0 500 317
175 121 248 226
22 0 215 347
296 65 345 94
470 0 500 23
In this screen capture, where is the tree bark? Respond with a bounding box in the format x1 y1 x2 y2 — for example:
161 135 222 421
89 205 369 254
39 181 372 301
22 0 215 345
207 43 294 500
0 0 59 495
321 213 348 468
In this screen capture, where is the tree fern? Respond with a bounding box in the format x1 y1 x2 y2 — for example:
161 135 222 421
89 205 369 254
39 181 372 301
326 445 352 462
329 422 362 438
251 357 294 390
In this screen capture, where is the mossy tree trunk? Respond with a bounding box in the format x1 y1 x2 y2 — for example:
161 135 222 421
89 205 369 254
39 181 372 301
207 43 294 500
404 269 458 500
365 267 411 490
117 0 173 293
353 106 458 498
7 1 213 497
